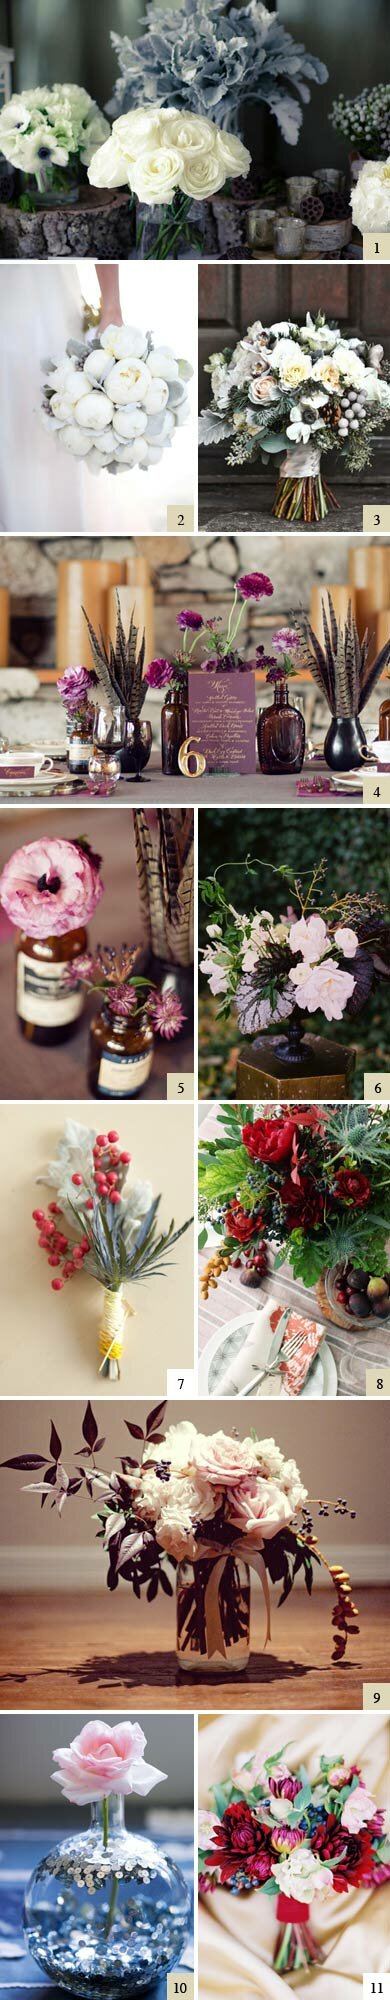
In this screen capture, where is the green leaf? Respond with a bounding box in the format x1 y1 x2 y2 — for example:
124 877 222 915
198 1226 208 1250
287 1231 326 1288
198 1144 249 1205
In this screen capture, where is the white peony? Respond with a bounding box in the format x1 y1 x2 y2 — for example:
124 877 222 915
272 1848 334 1901
143 380 170 415
112 407 148 439
105 357 151 405
83 351 114 385
74 390 114 432
60 425 94 456
101 325 148 360
147 349 179 382
41 325 192 476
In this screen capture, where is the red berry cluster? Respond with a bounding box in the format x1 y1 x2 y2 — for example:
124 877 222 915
31 1130 131 1293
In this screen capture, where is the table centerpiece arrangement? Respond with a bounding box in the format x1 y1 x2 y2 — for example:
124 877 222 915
41 322 193 477
82 596 152 781
199 1744 390 1974
300 590 390 772
88 105 251 259
30 1116 193 1378
0 83 109 202
199 1101 390 1340
199 311 390 523
0 833 103 1044
200 855 390 1097
144 570 274 776
2 1400 359 1676
24 1717 190 1997
62 944 187 1099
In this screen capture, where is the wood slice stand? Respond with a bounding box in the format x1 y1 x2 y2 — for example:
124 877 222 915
0 188 135 259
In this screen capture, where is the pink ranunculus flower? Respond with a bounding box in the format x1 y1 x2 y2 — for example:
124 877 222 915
341 1784 378 1833
0 837 103 939
334 926 359 958
226 1474 294 1540
289 914 330 963
290 957 355 1021
52 1719 166 1805
191 1430 258 1487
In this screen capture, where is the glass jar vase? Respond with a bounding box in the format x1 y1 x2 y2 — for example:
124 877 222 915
161 691 189 777
16 927 87 1045
88 1004 154 1098
24 1795 190 2000
257 684 305 775
176 1554 250 1674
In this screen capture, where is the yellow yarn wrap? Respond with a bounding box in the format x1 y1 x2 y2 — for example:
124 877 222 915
98 1287 134 1368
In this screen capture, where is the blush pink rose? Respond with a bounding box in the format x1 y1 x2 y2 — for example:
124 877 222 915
226 1474 294 1541
192 1430 258 1486
52 1718 166 1804
341 1785 377 1833
0 837 103 939
290 957 355 1022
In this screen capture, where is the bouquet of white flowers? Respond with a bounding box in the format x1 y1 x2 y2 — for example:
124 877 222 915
0 84 109 196
200 310 390 522
41 322 193 476
351 159 390 236
88 104 250 257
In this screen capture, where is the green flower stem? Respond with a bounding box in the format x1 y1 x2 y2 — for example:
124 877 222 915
102 1795 119 1938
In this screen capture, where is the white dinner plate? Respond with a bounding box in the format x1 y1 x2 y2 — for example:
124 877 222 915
198 1311 337 1399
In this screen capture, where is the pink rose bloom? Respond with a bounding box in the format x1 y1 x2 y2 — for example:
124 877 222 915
52 1719 166 1805
290 914 330 963
341 1784 378 1833
334 927 359 958
290 957 355 1021
192 1430 258 1487
226 1473 294 1541
0 837 103 939
231 1751 268 1792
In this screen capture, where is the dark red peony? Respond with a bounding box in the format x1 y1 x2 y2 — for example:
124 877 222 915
205 1801 273 1884
225 1200 260 1243
311 1815 375 1891
242 1116 297 1165
278 1175 324 1232
332 1170 371 1209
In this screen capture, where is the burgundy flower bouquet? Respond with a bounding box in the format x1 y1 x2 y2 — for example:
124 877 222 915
199 1747 390 1973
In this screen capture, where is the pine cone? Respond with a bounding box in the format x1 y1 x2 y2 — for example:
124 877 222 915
300 195 324 222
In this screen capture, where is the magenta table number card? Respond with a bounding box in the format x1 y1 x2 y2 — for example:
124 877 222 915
188 671 257 774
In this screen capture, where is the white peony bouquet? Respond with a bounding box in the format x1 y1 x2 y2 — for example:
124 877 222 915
200 310 390 522
40 322 193 476
0 84 109 195
351 159 390 235
88 104 251 257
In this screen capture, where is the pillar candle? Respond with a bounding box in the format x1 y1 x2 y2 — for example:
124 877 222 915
56 560 126 671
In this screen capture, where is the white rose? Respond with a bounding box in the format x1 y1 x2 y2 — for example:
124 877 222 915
215 129 251 179
60 424 94 457
312 358 341 392
101 326 148 360
114 108 162 155
147 349 179 382
129 145 183 205
112 407 148 439
160 111 211 153
88 133 126 190
74 390 114 432
144 1419 198 1471
332 344 366 386
105 357 151 404
253 1438 286 1478
179 151 227 198
83 351 113 384
143 379 170 415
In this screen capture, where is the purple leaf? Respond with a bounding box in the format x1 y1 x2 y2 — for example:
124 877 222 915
67 1477 83 1496
120 1456 139 1471
50 1421 62 1464
125 1422 144 1440
147 1432 166 1445
1 1454 49 1469
82 1401 99 1451
43 1465 58 1487
146 1400 167 1436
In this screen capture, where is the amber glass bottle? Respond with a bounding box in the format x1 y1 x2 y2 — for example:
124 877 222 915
88 1004 154 1098
161 689 189 776
68 716 94 775
257 683 305 775
16 928 88 1045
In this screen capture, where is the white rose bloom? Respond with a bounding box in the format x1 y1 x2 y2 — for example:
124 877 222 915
88 133 126 189
215 129 251 179
105 357 151 404
112 407 148 439
83 351 113 384
332 344 366 386
304 314 340 352
143 379 170 415
351 159 390 233
272 340 313 390
253 1438 286 1479
180 152 227 198
147 349 179 382
60 425 94 456
74 389 114 432
161 111 212 153
129 145 183 205
114 108 162 153
101 325 148 360
144 1419 198 1471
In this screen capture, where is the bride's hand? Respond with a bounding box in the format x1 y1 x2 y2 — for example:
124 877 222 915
95 263 123 331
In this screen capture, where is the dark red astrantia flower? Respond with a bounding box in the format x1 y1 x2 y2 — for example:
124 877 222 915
332 1170 372 1209
312 1815 375 1891
205 1801 273 1885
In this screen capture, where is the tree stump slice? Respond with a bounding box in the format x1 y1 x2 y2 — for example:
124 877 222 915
0 189 135 259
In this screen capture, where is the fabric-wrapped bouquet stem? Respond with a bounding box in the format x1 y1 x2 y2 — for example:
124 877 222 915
273 1896 325 1972
98 1284 134 1380
273 445 338 524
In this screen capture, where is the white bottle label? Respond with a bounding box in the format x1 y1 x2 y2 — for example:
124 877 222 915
97 1050 153 1096
17 953 83 1027
69 739 90 771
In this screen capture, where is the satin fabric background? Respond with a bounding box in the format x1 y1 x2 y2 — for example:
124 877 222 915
199 1710 390 1999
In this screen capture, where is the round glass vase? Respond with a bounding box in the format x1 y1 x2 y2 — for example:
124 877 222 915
257 683 305 774
24 1794 191 2000
16 927 88 1045
176 1554 251 1674
161 690 189 777
88 1003 154 1099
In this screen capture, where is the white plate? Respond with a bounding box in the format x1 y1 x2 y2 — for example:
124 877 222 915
198 1311 337 1399
0 770 80 796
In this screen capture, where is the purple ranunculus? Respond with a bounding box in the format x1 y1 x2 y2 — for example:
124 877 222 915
176 610 204 631
57 665 97 715
145 657 173 689
237 573 274 601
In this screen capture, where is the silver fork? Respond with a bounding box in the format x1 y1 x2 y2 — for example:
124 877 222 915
239 1322 313 1397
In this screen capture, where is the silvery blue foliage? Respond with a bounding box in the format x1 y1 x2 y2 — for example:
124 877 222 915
108 0 328 143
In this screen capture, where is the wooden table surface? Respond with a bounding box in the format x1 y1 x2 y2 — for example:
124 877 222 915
0 1588 387 1712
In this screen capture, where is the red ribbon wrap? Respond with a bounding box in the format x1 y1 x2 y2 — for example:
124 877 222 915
276 1894 310 1923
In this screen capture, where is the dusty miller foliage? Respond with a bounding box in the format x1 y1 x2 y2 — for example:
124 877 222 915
108 0 327 141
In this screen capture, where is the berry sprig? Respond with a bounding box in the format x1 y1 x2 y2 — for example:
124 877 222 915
32 1130 132 1292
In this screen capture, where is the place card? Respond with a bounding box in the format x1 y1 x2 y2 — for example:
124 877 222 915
166 506 194 531
363 773 390 804
363 1685 390 1709
364 1074 390 1100
363 233 390 260
166 1074 195 1100
188 670 257 774
365 1369 390 1396
362 507 390 531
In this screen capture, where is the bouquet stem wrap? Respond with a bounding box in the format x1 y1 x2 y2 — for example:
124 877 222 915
195 1541 271 1662
273 444 338 525
274 1894 324 1973
98 1286 134 1374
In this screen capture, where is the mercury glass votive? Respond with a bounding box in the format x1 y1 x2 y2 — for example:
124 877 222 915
246 206 276 250
286 175 316 215
274 217 305 259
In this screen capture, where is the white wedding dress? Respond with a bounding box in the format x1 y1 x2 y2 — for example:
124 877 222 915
0 264 138 533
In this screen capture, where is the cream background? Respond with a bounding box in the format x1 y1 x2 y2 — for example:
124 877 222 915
199 1710 390 1999
0 1102 194 1396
